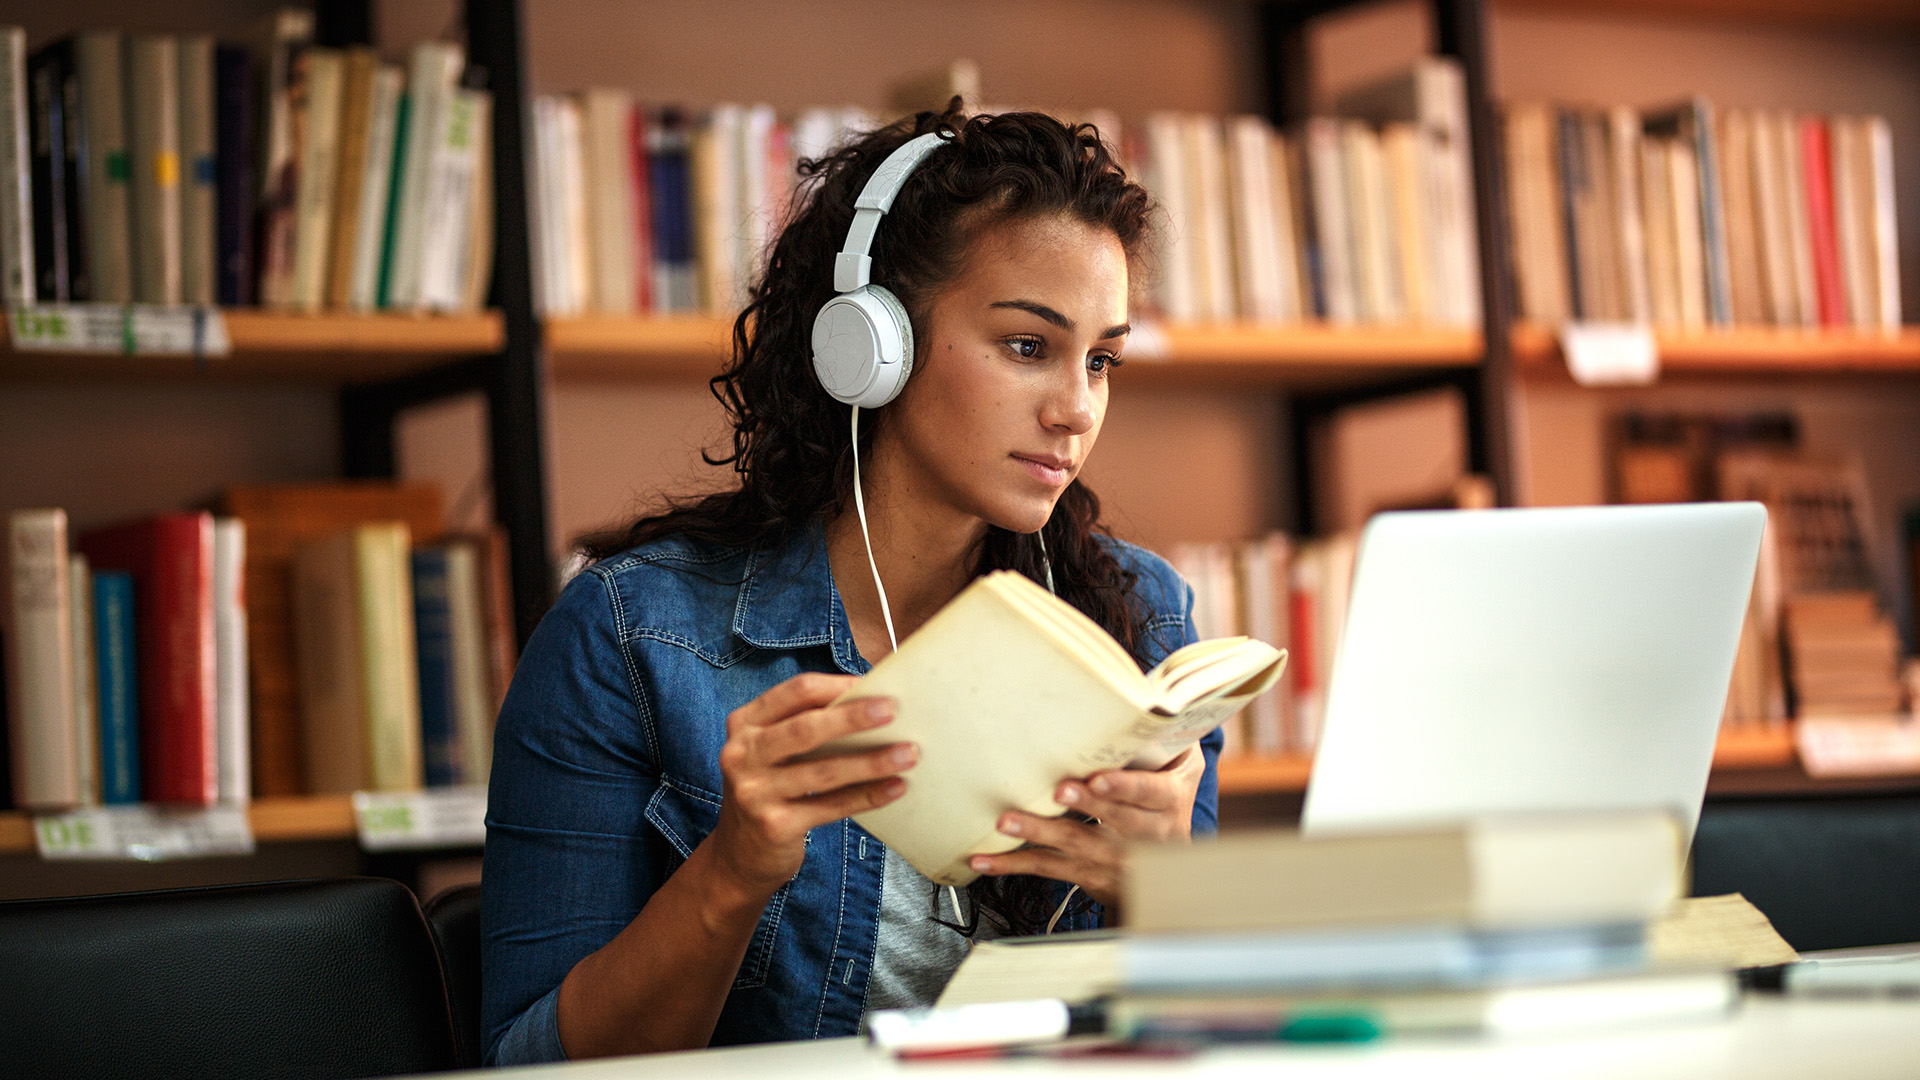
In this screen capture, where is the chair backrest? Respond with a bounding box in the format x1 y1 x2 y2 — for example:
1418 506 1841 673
423 882 485 1069
0 877 459 1080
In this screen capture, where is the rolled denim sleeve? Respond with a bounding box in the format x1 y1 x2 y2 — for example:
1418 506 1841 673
1125 548 1220 836
481 568 666 1066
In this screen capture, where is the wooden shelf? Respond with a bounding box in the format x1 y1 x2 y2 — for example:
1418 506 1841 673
0 310 504 382
1512 322 1920 380
0 794 358 857
1498 0 1920 29
545 315 1482 388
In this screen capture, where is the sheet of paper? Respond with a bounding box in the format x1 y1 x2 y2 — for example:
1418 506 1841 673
1561 322 1659 386
935 934 1122 1007
1795 715 1920 778
1650 893 1798 969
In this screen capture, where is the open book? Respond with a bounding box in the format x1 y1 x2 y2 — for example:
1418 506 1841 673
819 570 1286 885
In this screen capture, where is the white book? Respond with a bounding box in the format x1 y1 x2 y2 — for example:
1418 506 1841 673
1776 111 1819 329
1380 124 1431 324
213 518 250 806
176 35 217 305
0 26 30 304
1304 118 1357 325
528 96 563 314
1225 117 1284 324
1266 132 1307 323
416 87 485 312
346 64 402 311
1609 106 1651 325
694 103 742 316
6 509 77 810
556 96 593 316
68 554 98 805
77 32 131 303
1186 115 1236 323
386 41 464 310
1669 140 1708 330
252 9 314 307
738 103 778 305
288 47 344 311
1345 122 1402 325
1143 113 1195 322
1749 110 1798 327
582 87 638 314
1864 115 1900 331
445 543 493 785
1640 140 1681 329
1829 117 1870 330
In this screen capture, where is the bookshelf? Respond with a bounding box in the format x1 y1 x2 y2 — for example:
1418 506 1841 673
0 794 356 856
1511 323 1920 379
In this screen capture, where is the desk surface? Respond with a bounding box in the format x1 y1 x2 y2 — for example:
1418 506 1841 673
482 996 1920 1080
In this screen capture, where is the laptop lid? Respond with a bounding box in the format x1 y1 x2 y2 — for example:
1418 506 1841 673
1301 502 1766 842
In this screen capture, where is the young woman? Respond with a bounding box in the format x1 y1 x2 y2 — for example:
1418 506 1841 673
481 107 1223 1064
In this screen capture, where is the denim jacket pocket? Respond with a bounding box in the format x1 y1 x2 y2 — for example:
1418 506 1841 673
643 777 789 991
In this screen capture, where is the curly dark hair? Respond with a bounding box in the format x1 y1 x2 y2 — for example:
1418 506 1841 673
578 103 1158 934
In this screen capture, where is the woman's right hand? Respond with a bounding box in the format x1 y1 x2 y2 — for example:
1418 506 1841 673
707 673 916 897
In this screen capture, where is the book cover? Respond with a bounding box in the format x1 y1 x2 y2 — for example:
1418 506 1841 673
1798 115 1847 328
460 89 494 313
5 510 77 809
1343 121 1401 325
52 39 92 301
818 571 1285 885
1303 117 1356 325
76 32 129 303
1380 122 1431 325
77 513 217 806
292 523 424 794
385 40 464 311
1829 116 1870 330
691 103 736 316
1644 99 1731 326
1863 116 1899 330
1607 106 1650 325
1639 139 1680 328
647 107 696 314
212 518 249 805
252 9 312 308
444 541 493 784
416 85 484 312
1554 109 1592 321
224 482 442 796
626 102 654 312
1186 114 1235 323
213 43 256 306
68 553 98 805
346 63 401 310
93 569 139 804
176 35 216 305
127 34 182 305
288 46 344 311
28 45 72 301
583 87 638 314
1748 109 1797 327
1266 127 1307 323
0 26 34 304
325 47 377 310
1668 140 1708 329
1501 104 1568 324
1716 110 1764 327
411 546 462 786
1140 112 1194 322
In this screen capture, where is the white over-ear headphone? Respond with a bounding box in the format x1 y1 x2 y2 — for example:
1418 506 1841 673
810 131 950 408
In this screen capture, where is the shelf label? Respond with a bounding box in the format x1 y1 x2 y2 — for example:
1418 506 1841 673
1796 715 1920 778
33 804 255 861
9 304 231 358
1561 322 1658 386
352 786 488 851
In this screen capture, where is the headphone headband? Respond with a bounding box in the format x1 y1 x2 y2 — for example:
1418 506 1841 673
833 131 949 293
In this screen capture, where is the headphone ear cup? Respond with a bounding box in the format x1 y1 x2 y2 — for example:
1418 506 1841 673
811 286 915 408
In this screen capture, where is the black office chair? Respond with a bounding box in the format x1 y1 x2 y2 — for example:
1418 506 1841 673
424 883 485 1069
0 877 460 1080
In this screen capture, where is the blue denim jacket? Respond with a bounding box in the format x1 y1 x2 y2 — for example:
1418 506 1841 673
480 522 1220 1064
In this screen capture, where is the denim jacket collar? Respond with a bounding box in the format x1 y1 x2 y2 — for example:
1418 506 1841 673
732 520 871 676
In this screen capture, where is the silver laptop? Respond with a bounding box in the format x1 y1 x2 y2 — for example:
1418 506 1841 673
1301 502 1766 843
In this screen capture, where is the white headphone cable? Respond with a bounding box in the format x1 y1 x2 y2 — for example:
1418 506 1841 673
850 406 898 654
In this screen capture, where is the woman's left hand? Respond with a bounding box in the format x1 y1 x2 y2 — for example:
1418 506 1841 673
967 744 1206 910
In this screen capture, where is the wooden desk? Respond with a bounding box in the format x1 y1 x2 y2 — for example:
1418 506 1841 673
480 996 1920 1080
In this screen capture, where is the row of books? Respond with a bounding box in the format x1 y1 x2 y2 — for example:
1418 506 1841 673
1503 99 1901 332
1 486 517 813
0 12 493 314
526 57 1481 328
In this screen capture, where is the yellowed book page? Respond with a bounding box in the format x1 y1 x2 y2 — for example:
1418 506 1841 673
1650 893 1798 969
936 935 1123 1007
982 571 1140 687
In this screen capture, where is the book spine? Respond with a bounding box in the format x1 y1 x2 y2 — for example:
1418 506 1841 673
628 103 654 312
54 41 92 301
416 86 482 312
176 36 216 305
1865 116 1900 331
446 543 493 784
648 113 694 313
585 88 637 314
1799 115 1846 328
1555 109 1588 322
127 34 182 305
93 570 140 804
28 47 70 301
161 514 217 806
0 27 35 304
1305 118 1355 325
288 47 344 312
387 42 463 311
78 32 129 303
326 48 377 311
374 90 411 309
254 24 307 308
6 510 77 809
68 553 98 804
213 44 256 305
1689 101 1733 327
1608 107 1650 325
213 518 248 805
460 89 494 314
359 525 423 791
348 65 400 310
411 548 461 786
293 532 369 794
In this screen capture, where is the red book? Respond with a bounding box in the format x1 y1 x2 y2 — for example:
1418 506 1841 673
628 104 655 313
78 514 218 805
1800 116 1847 328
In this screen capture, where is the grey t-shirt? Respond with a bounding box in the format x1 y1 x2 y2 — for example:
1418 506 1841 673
862 847 1008 1015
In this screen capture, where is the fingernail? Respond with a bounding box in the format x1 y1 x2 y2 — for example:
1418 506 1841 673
1090 775 1112 796
884 778 907 797
1057 785 1080 805
890 743 918 767
863 699 893 724
999 816 1023 836
971 856 992 872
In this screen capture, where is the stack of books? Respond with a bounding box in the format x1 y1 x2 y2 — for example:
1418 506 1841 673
526 57 1482 329
0 11 493 313
1 485 517 813
1782 592 1906 718
1503 98 1900 332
